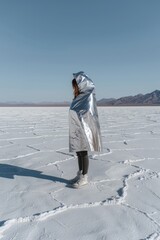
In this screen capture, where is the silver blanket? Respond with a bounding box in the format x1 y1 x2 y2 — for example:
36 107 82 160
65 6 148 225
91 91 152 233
69 71 102 153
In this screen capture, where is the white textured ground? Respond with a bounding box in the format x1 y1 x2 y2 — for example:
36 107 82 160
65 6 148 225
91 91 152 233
0 106 160 240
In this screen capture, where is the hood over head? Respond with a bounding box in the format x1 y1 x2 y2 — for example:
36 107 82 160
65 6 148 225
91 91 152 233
73 71 95 93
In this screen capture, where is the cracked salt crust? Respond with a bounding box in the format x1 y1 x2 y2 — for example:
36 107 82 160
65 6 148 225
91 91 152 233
0 107 160 240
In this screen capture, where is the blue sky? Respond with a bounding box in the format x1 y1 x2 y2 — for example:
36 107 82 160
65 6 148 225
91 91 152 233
0 0 160 102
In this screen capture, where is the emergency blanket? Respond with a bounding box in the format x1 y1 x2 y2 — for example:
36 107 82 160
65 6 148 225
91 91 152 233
69 71 102 152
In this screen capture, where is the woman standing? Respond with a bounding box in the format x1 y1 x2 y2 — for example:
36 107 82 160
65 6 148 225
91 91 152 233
69 71 102 188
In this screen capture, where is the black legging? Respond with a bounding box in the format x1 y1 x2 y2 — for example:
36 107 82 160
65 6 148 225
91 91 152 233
76 151 89 175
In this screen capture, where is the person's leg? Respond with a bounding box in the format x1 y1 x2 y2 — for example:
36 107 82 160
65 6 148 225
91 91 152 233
77 152 83 172
71 151 89 188
81 151 89 175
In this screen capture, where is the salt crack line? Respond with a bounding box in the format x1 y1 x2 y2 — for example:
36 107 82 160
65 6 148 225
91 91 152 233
0 152 39 161
120 158 146 164
56 149 74 157
26 145 40 152
47 157 74 166
112 147 160 152
114 169 148 205
140 232 160 240
121 158 160 180
112 147 146 151
148 189 160 201
127 164 160 181
91 178 121 185
122 157 160 164
56 148 68 151
49 191 65 208
0 130 5 133
92 149 112 158
122 203 160 236
0 150 55 161
55 163 64 177
0 135 52 141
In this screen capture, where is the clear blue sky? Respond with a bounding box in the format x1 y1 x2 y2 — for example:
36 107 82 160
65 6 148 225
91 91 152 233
0 0 160 102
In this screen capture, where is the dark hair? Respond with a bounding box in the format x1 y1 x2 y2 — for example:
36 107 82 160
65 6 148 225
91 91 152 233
72 79 78 88
72 79 80 97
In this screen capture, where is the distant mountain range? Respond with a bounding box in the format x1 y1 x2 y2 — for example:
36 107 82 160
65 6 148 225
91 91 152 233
0 90 160 106
97 90 160 106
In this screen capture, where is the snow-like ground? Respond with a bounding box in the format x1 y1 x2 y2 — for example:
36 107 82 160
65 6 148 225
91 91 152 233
0 106 160 240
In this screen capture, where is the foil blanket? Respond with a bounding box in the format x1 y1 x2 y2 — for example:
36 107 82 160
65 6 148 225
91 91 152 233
69 71 102 153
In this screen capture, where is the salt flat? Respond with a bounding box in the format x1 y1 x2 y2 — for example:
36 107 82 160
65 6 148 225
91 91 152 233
0 106 160 240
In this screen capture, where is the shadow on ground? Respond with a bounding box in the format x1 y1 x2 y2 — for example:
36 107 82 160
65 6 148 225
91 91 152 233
0 163 69 184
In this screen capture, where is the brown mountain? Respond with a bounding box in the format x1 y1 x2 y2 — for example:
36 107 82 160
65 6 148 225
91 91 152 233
97 90 160 106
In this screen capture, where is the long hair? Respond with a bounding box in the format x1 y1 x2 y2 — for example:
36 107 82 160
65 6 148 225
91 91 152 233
72 79 80 98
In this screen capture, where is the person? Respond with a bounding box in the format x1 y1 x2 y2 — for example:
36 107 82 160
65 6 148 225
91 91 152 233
68 71 102 188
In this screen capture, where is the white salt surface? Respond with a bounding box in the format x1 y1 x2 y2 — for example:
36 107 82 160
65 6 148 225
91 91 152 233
0 106 160 240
